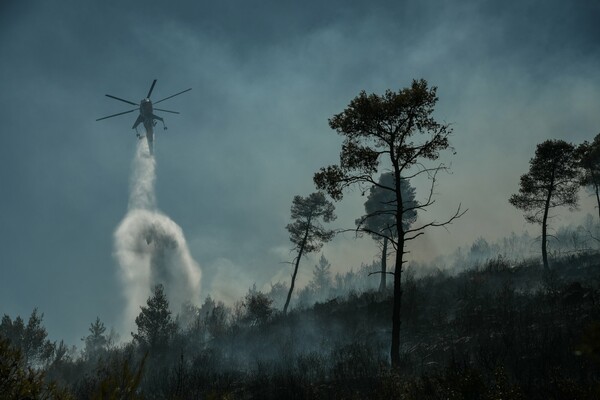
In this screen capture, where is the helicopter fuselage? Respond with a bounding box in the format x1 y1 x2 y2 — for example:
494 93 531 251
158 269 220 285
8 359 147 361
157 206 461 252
140 99 154 153
136 98 160 154
140 98 153 118
96 79 191 156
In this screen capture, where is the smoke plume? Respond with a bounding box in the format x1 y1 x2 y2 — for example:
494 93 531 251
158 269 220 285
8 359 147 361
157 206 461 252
114 141 201 333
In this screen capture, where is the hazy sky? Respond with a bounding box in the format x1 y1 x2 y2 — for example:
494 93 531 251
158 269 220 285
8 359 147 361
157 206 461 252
1 0 599 344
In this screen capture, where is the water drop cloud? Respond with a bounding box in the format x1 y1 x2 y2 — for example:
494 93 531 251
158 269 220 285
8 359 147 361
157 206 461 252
114 142 201 333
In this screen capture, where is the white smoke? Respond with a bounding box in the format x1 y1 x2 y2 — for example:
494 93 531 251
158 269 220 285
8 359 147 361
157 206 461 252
114 141 201 333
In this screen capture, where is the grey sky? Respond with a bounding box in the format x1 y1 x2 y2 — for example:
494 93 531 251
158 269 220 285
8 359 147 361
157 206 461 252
1 0 599 344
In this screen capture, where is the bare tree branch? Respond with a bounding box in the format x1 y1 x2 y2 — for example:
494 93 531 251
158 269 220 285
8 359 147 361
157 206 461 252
404 204 467 237
368 271 395 276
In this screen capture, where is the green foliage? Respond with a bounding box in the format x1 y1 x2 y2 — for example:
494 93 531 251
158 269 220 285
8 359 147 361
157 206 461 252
314 79 460 367
314 79 451 202
243 286 274 326
286 192 336 253
0 336 71 400
579 133 600 190
579 133 600 220
132 284 177 353
509 139 580 224
82 318 109 362
509 139 580 270
284 192 336 313
0 309 55 367
80 351 146 400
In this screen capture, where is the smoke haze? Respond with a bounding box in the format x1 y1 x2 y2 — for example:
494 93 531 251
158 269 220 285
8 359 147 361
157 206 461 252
2 0 600 344
114 141 201 334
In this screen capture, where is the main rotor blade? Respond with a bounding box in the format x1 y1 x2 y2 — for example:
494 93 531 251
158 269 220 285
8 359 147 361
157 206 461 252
96 109 137 121
154 108 180 114
105 94 137 106
154 88 191 104
147 79 157 98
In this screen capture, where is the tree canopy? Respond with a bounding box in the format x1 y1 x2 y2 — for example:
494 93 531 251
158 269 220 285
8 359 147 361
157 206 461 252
509 139 580 270
82 317 110 361
314 79 462 367
132 284 177 353
286 192 336 253
283 192 336 313
578 133 600 219
0 309 55 367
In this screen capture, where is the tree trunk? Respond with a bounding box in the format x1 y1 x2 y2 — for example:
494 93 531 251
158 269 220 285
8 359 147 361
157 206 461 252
391 166 404 368
284 213 313 314
595 183 600 221
390 237 403 367
379 237 388 292
283 242 305 314
542 188 553 271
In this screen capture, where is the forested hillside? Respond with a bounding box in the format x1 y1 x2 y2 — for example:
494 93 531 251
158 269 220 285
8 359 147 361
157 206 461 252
2 252 599 399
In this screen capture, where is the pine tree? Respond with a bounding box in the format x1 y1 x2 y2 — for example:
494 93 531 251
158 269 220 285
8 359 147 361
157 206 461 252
284 192 336 313
83 317 108 361
579 133 600 219
314 80 463 366
509 139 580 270
132 284 177 353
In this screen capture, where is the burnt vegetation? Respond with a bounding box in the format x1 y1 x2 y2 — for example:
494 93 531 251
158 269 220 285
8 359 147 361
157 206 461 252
2 252 600 399
3 81 600 399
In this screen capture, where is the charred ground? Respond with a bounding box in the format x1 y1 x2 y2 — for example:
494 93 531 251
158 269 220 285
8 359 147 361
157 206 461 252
2 251 600 399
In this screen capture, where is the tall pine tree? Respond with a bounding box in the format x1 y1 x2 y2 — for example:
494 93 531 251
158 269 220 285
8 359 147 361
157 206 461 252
510 139 580 270
132 284 177 353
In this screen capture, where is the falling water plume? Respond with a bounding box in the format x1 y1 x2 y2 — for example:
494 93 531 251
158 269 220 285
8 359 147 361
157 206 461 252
114 141 201 334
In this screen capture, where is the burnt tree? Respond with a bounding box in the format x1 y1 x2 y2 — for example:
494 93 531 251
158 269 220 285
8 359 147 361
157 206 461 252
314 79 463 366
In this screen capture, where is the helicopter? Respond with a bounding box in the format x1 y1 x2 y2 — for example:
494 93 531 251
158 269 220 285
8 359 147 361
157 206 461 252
96 79 191 154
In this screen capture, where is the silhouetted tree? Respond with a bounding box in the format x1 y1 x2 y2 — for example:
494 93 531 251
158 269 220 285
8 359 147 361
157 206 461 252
132 284 177 353
243 286 274 326
86 352 146 400
0 336 71 400
0 309 55 367
82 317 108 361
579 133 600 219
356 173 417 292
314 80 463 366
311 254 332 299
509 140 580 270
284 192 336 314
